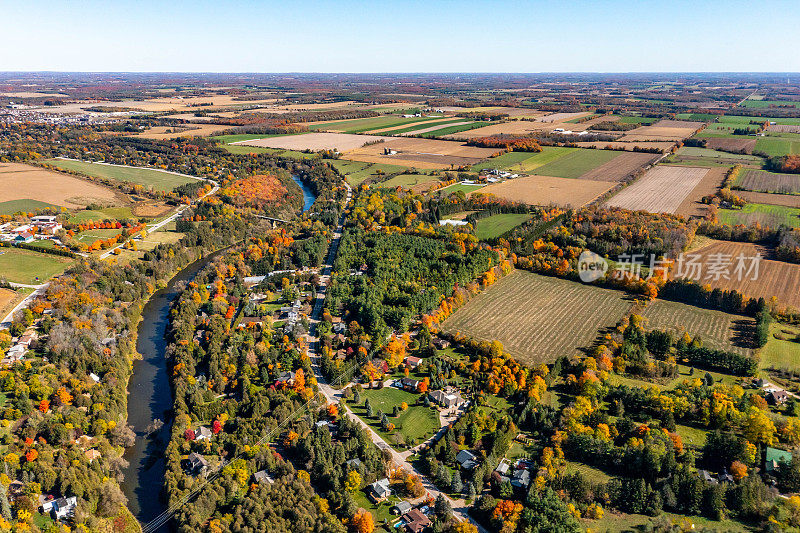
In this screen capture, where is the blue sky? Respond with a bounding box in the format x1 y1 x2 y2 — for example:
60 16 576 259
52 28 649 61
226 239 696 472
2 0 798 72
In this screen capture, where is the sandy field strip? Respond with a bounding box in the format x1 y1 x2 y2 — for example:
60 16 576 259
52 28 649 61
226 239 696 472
475 175 616 208
575 141 674 152
234 132 392 152
619 120 704 142
441 270 633 364
704 138 757 153
537 112 594 123
136 124 231 139
674 166 727 217
604 165 709 214
737 191 800 208
678 240 800 311
0 163 120 208
580 152 658 181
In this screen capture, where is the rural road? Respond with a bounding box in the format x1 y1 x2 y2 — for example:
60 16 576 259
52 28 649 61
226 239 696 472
304 181 488 532
0 283 48 329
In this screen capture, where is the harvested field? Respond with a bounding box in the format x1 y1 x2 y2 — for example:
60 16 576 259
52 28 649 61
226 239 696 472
0 162 120 209
579 152 658 181
530 149 620 179
619 120 704 142
472 147 575 173
737 191 800 208
234 132 391 152
675 166 727 217
136 124 232 139
575 141 674 152
678 240 800 311
767 124 800 134
476 175 615 208
342 137 495 169
398 121 475 136
442 120 551 140
441 271 633 364
45 159 197 192
537 112 594 123
604 165 708 214
704 137 757 154
640 300 754 354
736 169 800 195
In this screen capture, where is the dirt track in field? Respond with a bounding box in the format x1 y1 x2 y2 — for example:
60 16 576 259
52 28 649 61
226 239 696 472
604 165 708 214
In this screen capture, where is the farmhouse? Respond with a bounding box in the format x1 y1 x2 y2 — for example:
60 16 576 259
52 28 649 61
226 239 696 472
367 478 392 503
766 390 790 405
432 338 450 350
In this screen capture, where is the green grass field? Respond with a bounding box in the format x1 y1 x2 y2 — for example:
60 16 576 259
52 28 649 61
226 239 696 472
350 387 440 447
0 248 74 284
675 146 762 161
421 122 497 138
618 116 658 125
309 115 442 134
718 203 800 229
219 144 317 158
0 199 61 216
69 207 134 223
436 183 486 196
211 133 303 144
379 173 441 189
760 323 800 372
472 146 577 173
327 160 407 186
75 227 124 244
754 137 800 157
377 118 471 136
530 148 620 178
474 213 532 239
740 99 800 109
45 159 195 192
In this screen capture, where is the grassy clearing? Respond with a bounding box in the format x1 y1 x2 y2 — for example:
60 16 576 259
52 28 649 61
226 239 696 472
718 203 800 229
436 183 486 196
530 148 621 178
474 213 532 240
69 207 134 223
45 159 195 192
0 199 61 215
421 122 497 138
640 299 754 355
75 227 124 244
0 248 74 284
378 173 441 189
377 118 470 136
676 146 762 161
740 99 800 109
565 460 613 483
760 322 800 372
221 144 317 159
350 387 439 447
754 137 800 157
472 147 577 173
675 424 709 448
327 159 407 186
588 510 749 532
442 271 633 365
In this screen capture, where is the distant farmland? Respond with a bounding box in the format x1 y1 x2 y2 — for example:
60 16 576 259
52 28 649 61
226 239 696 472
45 159 197 192
441 271 633 364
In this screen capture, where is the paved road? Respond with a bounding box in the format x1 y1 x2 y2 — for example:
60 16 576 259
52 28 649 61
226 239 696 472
304 181 487 532
0 283 48 329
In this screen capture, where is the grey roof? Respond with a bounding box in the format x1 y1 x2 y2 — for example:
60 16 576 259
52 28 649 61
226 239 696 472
370 478 391 496
392 501 412 514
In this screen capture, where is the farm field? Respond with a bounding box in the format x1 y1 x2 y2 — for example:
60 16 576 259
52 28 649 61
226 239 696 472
378 173 441 190
370 118 470 135
231 132 390 152
419 122 494 138
472 147 576 173
342 137 496 169
0 199 60 216
703 137 757 154
44 159 197 192
736 169 800 195
740 98 800 109
441 271 634 364
718 203 800 229
135 123 230 139
477 175 615 207
529 148 620 179
327 160 407 186
639 299 755 354
674 166 727 217
618 120 703 142
574 140 674 152
604 165 708 214
0 248 74 285
68 207 134 223
437 183 486 196
673 146 762 162
760 322 800 372
0 287 29 320
309 115 442 134
442 120 553 140
737 191 800 208
473 213 533 240
755 136 800 157
579 151 658 181
0 162 120 209
680 240 800 310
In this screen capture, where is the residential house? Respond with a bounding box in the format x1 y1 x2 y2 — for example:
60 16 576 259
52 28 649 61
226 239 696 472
765 447 792 474
456 449 479 470
187 452 209 476
400 377 420 392
767 390 790 405
511 468 531 489
89 373 101 383
429 387 463 408
333 321 347 334
84 449 101 463
367 478 392 503
402 509 431 533
239 316 264 327
195 426 212 441
346 458 363 469
495 459 511 476
276 371 296 385
253 470 274 484
43 496 78 521
404 356 422 369
392 501 412 515
432 338 450 350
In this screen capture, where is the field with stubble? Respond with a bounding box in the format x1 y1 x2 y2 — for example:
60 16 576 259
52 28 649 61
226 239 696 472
0 162 121 209
476 175 616 207
441 271 633 364
604 165 709 214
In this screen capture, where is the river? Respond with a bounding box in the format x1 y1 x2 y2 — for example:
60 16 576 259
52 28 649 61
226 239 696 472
121 176 317 529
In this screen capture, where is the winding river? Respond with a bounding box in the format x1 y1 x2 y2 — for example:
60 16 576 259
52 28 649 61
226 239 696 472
121 176 317 529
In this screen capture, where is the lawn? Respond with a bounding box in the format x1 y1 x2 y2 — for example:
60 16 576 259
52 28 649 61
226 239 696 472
565 460 612 483
0 199 61 215
474 213 532 240
530 149 620 179
675 424 709 448
75 227 125 243
760 322 800 372
350 387 440 448
589 511 749 532
718 203 800 229
45 159 196 192
0 248 74 284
